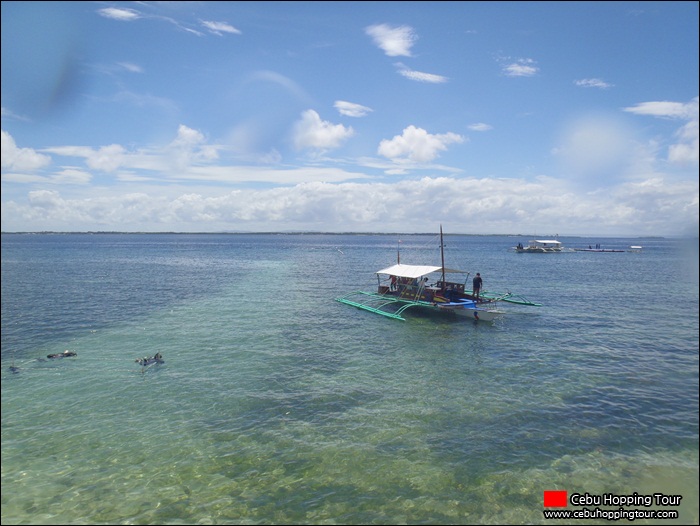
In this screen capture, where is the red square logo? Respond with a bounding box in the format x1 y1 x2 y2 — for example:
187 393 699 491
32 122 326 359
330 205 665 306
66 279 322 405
544 490 568 507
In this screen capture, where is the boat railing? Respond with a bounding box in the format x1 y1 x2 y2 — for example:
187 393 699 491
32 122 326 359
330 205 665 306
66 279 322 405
436 281 465 293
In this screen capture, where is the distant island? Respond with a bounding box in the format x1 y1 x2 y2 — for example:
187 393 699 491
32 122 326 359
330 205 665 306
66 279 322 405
1 231 666 238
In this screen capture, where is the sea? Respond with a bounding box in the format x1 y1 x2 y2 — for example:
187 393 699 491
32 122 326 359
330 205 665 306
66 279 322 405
1 232 698 525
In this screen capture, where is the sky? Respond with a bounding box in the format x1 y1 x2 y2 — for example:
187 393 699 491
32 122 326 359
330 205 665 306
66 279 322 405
1 1 698 236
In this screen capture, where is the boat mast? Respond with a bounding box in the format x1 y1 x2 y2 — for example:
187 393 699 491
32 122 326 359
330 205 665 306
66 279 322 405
440 224 446 286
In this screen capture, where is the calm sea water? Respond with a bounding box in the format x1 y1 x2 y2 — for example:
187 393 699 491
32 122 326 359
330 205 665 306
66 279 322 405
2 233 698 525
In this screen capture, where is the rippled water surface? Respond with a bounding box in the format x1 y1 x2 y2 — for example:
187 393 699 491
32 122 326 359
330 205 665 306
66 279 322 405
2 233 698 524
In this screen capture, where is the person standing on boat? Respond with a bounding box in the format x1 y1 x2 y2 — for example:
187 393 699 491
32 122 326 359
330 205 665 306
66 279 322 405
472 273 483 301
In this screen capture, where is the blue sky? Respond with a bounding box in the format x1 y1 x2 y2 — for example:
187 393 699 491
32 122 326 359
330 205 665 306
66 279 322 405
2 1 698 235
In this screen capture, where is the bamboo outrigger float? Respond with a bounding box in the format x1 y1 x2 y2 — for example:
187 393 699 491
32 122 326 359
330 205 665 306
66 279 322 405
336 226 541 322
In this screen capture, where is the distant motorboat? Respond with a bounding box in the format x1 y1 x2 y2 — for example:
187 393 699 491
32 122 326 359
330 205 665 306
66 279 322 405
574 247 625 252
574 242 625 252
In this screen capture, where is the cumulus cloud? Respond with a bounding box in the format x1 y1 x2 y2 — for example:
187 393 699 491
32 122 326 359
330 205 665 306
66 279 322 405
334 101 373 117
292 110 355 151
85 144 127 172
624 97 699 164
669 119 699 164
3 176 696 236
0 131 90 186
161 125 219 170
1 130 52 171
378 125 464 163
37 125 219 176
365 24 417 57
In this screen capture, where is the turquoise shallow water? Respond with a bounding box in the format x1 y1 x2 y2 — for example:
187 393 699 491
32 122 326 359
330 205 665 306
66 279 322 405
1 233 698 524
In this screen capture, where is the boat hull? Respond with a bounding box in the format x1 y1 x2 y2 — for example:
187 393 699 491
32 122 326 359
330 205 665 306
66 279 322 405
515 247 563 253
336 291 502 322
573 249 624 252
435 302 500 321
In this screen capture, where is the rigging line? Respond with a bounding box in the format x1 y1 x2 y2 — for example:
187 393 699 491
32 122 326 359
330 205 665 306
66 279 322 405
400 233 442 259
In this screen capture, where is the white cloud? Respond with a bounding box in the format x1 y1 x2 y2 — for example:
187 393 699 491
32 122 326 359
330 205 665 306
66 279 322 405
168 125 211 154
52 168 93 185
624 97 699 165
378 126 464 163
502 58 538 77
2 176 696 236
334 101 373 118
365 24 417 57
201 20 241 35
669 119 699 164
97 7 140 21
117 62 144 73
15 126 365 186
37 126 219 176
623 99 698 120
575 78 614 89
468 123 493 132
1 130 52 171
84 144 127 172
292 110 355 151
1 107 30 122
395 64 448 83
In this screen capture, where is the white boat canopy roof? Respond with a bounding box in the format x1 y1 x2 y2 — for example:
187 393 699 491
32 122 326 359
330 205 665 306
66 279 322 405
377 264 441 279
376 264 468 279
532 239 561 244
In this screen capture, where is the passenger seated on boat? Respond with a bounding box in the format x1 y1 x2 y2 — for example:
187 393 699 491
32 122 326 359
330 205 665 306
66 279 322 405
390 275 397 291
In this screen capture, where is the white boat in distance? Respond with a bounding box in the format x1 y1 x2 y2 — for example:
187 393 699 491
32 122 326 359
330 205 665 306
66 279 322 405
337 226 541 322
514 239 564 253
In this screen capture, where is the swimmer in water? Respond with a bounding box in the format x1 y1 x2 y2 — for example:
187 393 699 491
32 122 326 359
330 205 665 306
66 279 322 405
47 350 77 359
135 352 164 366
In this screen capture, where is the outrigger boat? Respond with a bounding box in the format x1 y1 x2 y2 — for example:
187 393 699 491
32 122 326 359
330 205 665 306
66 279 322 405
336 227 541 322
514 239 564 253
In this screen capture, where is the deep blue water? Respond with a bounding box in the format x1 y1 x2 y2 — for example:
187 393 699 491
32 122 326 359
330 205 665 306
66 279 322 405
1 233 698 524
